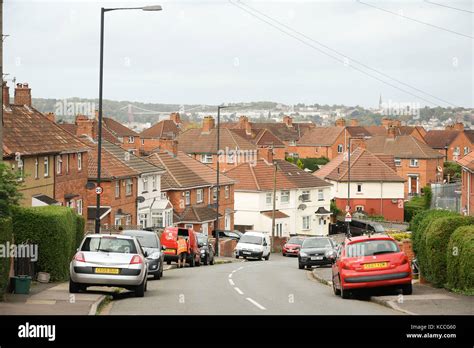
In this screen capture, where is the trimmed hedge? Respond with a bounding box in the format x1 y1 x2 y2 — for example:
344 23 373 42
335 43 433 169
411 209 456 255
421 216 474 287
0 217 13 299
12 206 78 281
446 226 474 294
73 214 85 253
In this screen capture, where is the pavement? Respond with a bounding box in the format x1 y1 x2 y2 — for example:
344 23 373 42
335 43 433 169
311 266 474 315
108 253 397 315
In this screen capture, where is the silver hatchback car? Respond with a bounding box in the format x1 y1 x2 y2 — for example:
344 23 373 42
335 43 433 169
70 234 148 297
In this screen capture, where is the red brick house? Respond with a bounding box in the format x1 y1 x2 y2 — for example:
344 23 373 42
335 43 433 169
139 112 182 155
424 123 472 162
457 152 474 216
315 147 406 221
147 143 235 234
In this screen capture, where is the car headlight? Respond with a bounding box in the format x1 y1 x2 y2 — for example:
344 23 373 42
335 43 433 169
150 252 161 260
299 252 308 257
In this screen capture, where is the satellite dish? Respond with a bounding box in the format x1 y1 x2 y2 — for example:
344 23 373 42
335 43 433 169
136 196 145 204
86 182 96 190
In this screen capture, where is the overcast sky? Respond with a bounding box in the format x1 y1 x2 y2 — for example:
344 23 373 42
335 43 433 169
4 0 473 108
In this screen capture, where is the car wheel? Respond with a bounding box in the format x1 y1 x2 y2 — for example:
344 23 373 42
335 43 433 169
282 253 286 257
264 253 270 261
235 255 239 259
298 262 304 269
332 278 341 296
340 283 351 299
69 278 81 293
154 271 161 280
203 256 208 265
402 283 413 295
196 256 201 267
135 278 146 297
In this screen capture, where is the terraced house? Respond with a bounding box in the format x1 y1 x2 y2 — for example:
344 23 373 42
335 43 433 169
2 82 89 214
424 123 473 162
139 112 182 155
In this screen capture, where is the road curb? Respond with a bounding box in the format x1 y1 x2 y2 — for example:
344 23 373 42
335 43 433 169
310 269 332 286
88 295 107 316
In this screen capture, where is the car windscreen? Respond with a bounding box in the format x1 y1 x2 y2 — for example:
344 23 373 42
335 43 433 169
288 237 304 245
81 237 138 254
372 224 385 233
346 240 399 257
197 235 208 245
239 235 263 245
302 238 332 249
130 233 159 249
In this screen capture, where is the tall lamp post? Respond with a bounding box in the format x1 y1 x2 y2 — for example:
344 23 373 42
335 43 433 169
95 5 162 234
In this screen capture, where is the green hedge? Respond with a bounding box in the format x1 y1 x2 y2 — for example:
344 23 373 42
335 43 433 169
446 226 474 294
422 216 474 287
73 214 85 253
0 217 13 300
411 209 456 255
12 206 78 281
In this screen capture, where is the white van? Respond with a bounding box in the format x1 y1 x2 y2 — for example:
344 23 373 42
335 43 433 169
234 231 271 260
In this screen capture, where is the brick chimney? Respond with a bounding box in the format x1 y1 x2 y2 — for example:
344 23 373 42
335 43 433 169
259 147 274 163
170 112 181 124
202 116 215 133
350 119 359 127
76 115 95 138
2 82 9 107
392 119 401 127
387 126 397 139
158 139 178 156
453 122 464 131
45 112 55 123
283 115 293 127
335 118 346 127
14 83 32 107
238 115 249 130
381 118 392 129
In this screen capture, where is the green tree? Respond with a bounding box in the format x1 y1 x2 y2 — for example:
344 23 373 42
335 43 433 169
296 159 304 169
0 163 22 218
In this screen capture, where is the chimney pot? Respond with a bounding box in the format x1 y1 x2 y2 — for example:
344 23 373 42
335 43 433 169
283 115 293 127
45 112 55 123
14 82 32 107
202 116 215 133
335 118 346 127
388 126 397 138
170 112 181 124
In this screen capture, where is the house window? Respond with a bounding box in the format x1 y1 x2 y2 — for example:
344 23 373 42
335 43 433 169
213 187 218 201
34 158 39 179
276 223 283 237
266 192 273 205
128 136 135 144
394 158 401 166
125 215 131 226
464 147 470 155
225 185 230 199
77 199 83 215
44 157 49 177
185 191 190 205
66 154 70 174
202 154 213 164
302 216 311 230
409 159 419 167
281 190 290 203
142 177 148 192
318 189 324 201
185 224 193 229
152 175 157 191
56 155 62 175
141 139 145 146
114 217 122 226
18 159 24 180
453 147 460 155
289 140 296 146
357 184 362 193
152 212 163 228
115 181 120 198
126 179 133 196
227 151 235 164
225 213 231 230
77 153 82 171
161 192 167 200
356 205 364 212
197 189 203 203
301 190 310 202
319 217 326 225
337 144 343 153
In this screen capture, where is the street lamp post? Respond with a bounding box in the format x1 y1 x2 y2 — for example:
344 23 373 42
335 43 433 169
95 5 162 234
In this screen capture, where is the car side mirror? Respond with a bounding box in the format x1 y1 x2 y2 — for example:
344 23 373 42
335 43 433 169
263 241 267 246
325 250 337 263
143 251 149 257
161 245 166 251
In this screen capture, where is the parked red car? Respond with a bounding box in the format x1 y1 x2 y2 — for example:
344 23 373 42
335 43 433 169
329 235 412 299
160 227 201 267
282 236 305 256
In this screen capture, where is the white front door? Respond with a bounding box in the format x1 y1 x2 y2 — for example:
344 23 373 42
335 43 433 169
202 223 209 236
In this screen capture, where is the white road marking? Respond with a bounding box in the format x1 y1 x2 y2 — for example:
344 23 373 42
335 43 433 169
234 287 244 295
246 297 266 310
237 266 243 271
228 279 235 286
228 273 233 278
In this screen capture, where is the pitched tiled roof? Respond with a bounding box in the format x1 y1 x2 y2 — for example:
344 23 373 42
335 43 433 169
140 119 180 139
87 146 139 180
103 117 139 137
226 159 331 191
175 206 221 223
3 105 89 158
424 130 460 149
457 151 474 171
315 148 404 183
261 210 289 219
366 135 443 159
177 128 257 154
296 127 344 146
252 122 313 142
101 140 163 175
230 129 285 147
146 151 235 190
58 119 120 144
465 130 474 143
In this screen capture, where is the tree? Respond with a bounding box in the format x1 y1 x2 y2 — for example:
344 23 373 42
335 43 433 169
0 162 22 218
296 159 304 169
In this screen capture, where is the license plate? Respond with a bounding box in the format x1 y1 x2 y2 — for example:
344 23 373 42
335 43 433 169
363 262 388 269
311 256 323 260
165 249 176 254
243 251 251 255
95 268 120 274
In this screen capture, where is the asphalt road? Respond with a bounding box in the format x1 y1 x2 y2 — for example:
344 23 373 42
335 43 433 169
108 253 398 315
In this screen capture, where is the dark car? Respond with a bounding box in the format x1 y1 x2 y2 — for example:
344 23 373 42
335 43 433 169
212 230 243 240
298 237 336 269
334 219 385 236
196 233 215 265
122 230 164 280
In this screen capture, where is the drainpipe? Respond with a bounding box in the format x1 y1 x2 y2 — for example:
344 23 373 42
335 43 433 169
468 170 471 216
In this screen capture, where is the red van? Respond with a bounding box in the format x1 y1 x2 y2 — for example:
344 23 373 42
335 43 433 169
160 227 201 267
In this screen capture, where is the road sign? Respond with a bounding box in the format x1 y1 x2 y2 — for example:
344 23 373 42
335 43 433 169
95 186 103 195
345 212 352 222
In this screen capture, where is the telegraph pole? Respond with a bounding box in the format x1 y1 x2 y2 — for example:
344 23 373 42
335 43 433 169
271 160 277 252
0 0 3 163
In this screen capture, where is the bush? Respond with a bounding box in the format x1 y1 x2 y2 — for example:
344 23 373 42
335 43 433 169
73 214 85 253
301 157 329 172
12 206 78 281
0 217 13 299
422 216 474 287
446 226 474 294
388 232 411 242
422 186 432 210
404 196 425 223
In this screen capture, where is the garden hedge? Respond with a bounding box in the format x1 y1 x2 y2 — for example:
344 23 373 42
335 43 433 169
446 226 474 294
12 206 78 281
0 217 13 299
421 216 474 287
73 213 85 253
